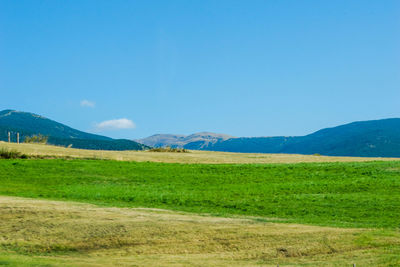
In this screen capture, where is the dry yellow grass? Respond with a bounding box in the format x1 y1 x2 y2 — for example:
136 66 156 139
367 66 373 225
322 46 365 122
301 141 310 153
1 141 399 164
0 196 399 266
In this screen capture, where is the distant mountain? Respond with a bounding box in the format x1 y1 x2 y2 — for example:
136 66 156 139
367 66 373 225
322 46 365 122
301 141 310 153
200 119 400 157
0 110 148 151
137 132 235 149
4 109 399 156
140 119 400 157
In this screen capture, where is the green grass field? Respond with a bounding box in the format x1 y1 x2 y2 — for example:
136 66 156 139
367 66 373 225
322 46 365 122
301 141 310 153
1 146 400 266
1 159 399 228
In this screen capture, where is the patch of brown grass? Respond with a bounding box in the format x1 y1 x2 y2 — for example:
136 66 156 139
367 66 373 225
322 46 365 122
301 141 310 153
0 196 399 266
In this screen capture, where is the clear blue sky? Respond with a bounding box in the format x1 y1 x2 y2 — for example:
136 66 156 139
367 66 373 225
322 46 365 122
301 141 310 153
1 0 399 139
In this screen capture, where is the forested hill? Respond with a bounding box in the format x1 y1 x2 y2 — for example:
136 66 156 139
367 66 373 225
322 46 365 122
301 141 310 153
197 118 400 157
0 110 148 151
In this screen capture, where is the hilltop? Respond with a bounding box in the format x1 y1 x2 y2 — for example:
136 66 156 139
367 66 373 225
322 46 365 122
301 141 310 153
0 110 147 151
137 132 234 149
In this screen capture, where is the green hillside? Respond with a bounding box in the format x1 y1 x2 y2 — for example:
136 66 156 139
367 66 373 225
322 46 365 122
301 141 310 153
0 110 148 151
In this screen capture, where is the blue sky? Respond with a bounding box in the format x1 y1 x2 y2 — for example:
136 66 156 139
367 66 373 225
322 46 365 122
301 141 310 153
1 0 399 139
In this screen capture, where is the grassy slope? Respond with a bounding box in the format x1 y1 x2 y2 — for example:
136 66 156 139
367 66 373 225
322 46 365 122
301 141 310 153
1 196 399 267
1 159 399 228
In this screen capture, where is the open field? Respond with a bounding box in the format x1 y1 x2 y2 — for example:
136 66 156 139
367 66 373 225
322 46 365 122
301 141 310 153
1 145 399 266
1 141 400 164
1 159 399 228
1 196 399 266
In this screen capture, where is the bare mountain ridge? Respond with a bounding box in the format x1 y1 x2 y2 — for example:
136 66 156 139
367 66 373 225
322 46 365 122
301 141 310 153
137 132 235 148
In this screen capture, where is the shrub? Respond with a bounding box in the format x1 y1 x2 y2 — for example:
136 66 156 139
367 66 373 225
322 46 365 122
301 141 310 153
0 148 28 159
148 146 188 153
24 134 48 144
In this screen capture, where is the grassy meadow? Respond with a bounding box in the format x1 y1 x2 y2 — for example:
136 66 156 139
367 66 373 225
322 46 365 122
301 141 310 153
1 159 400 228
0 143 399 266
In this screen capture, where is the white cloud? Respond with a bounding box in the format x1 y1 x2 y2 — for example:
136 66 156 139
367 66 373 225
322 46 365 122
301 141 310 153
95 118 136 131
80 100 95 108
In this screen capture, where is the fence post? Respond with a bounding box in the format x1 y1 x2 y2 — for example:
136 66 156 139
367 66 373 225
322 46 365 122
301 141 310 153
17 133 19 144
8 132 10 143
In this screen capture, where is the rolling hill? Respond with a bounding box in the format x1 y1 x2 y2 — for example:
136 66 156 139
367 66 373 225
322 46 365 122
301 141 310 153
141 119 400 157
0 110 148 151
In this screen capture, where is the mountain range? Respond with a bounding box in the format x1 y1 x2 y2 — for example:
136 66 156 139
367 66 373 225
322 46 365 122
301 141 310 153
0 110 148 151
1 109 400 157
139 119 400 157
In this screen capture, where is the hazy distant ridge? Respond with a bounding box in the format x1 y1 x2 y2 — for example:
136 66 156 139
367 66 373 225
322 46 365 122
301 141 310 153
137 132 235 149
140 119 400 157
